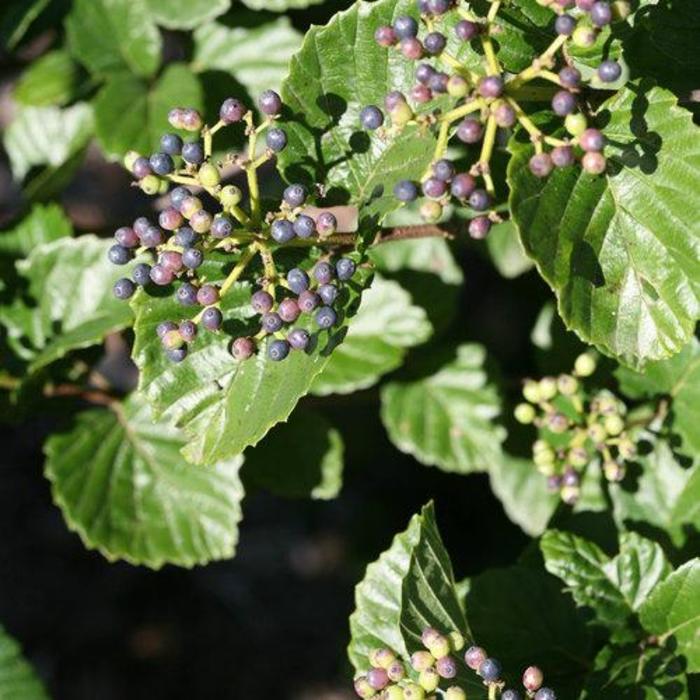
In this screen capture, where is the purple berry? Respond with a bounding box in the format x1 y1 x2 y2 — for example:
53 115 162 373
220 98 246 124
262 312 283 333
298 290 320 313
577 0 595 8
159 207 183 231
469 188 490 211
423 177 448 198
416 63 436 85
551 145 575 167
318 283 338 305
436 656 457 679
278 298 301 323
494 102 516 127
375 25 397 47
534 690 556 700
259 90 282 115
360 105 384 130
176 282 199 306
428 71 449 93
433 159 455 182
401 37 424 60
174 227 197 248
266 128 287 152
113 278 135 300
424 31 446 55
552 90 577 116
316 212 337 236
271 219 295 243
140 225 164 248
150 265 174 286
181 108 202 131
580 127 605 151
385 90 406 111
465 646 487 671
367 668 389 691
160 250 183 272
456 19 479 40
179 320 197 342
411 84 432 104
211 214 233 239
132 156 152 179
315 306 337 329
336 258 356 281
559 66 582 89
479 658 501 682
529 153 554 178
108 244 131 266
457 118 483 143
451 173 476 199
283 184 307 207
115 226 138 248
591 1 612 25
197 284 220 306
479 75 504 98
251 290 274 314
156 321 177 339
133 217 150 236
555 14 576 35
581 151 607 174
287 268 310 294
231 337 255 360
598 59 622 83
393 15 418 39
428 0 452 12
201 307 223 331
166 346 188 363
394 179 419 202
314 261 335 284
469 215 491 239
267 339 290 361
293 215 316 238
287 328 310 351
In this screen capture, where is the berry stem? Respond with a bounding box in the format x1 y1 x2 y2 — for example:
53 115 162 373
488 685 497 700
439 52 481 83
285 233 357 247
226 204 252 226
508 34 568 90
258 243 277 296
168 174 200 187
244 112 261 224
538 69 564 86
506 97 544 153
478 115 498 195
457 6 479 22
487 0 502 23
203 126 213 159
440 98 486 125
480 34 500 75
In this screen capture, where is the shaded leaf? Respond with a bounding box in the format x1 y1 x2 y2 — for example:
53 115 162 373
145 0 230 30
485 219 534 279
0 0 50 51
0 625 48 699
0 203 72 260
240 0 326 9
14 50 82 107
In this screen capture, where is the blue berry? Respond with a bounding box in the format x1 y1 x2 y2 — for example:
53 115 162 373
394 179 419 202
469 189 491 211
314 261 335 284
108 244 131 266
259 90 282 115
424 31 446 55
220 98 246 124
287 268 310 294
598 60 622 82
251 290 274 314
293 215 316 238
502 691 522 700
176 282 199 306
478 658 501 682
552 90 577 116
298 290 320 313
336 258 356 281
317 211 337 236
318 283 338 305
113 278 135 300
451 173 476 199
262 312 283 333
179 320 197 342
591 1 612 25
170 186 191 208
182 141 204 165
271 219 295 243
157 321 177 338
166 346 188 363
428 71 449 93
174 227 198 248
283 184 307 207
201 307 223 331
394 15 418 39
534 690 556 700
315 306 337 329
555 14 576 35
360 105 384 130
160 133 183 155
132 263 152 286
287 328 310 351
433 159 455 182
268 339 290 361
416 63 436 85
149 152 174 176
266 128 287 152
211 214 233 239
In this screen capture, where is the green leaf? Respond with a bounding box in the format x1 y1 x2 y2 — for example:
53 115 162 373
3 103 93 181
0 236 133 372
0 0 50 52
616 338 700 457
192 17 302 99
485 219 534 279
0 625 48 699
639 559 700 673
488 455 559 536
131 252 370 465
145 0 230 30
94 64 203 160
14 50 82 107
240 0 326 9
348 503 481 692
243 408 344 500
66 0 162 78
0 203 72 260
279 0 439 224
508 83 700 369
44 393 245 569
381 344 505 473
311 275 432 396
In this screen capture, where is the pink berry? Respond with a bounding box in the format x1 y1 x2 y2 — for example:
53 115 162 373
523 666 544 691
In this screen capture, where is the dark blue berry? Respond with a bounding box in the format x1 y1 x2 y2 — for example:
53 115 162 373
416 63 436 85
266 128 287 152
132 263 152 286
393 15 418 39
534 690 556 700
271 219 295 243
287 328 310 351
298 290 320 313
251 290 274 314
170 186 191 208
113 278 135 300
433 159 455 182
149 152 174 176
157 321 177 338
428 71 449 93
318 283 338 305
424 31 446 55
336 258 356 281
315 306 337 329
262 312 283 333
394 179 418 202
478 658 501 682
293 215 316 239
598 60 622 83
166 346 188 363
176 282 198 306
201 307 223 331
283 184 307 207
555 14 576 35
211 214 233 239
360 105 384 130
268 339 290 361
108 244 131 265
174 226 197 248
160 133 183 156
259 90 282 115
287 268 310 294
182 248 203 269
591 1 612 25
179 320 197 342
314 261 334 284
469 189 490 211
220 98 246 124
552 90 577 116
182 141 204 165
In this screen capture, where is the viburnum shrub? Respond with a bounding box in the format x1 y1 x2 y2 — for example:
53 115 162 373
0 0 699 697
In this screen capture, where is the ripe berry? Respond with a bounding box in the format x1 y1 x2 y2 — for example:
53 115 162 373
179 320 197 343
108 244 131 266
367 668 389 691
479 658 502 682
401 37 424 60
191 209 213 233
551 145 575 168
433 159 455 182
336 257 356 281
271 219 295 243
115 226 138 248
317 209 338 234
559 66 582 89
132 156 152 179
479 75 504 98
298 290 320 313
436 656 457 679
577 0 596 8
591 1 612 25
268 339 290 361
278 298 301 323
534 689 556 700
202 307 223 331
423 177 447 199
149 152 174 176
598 59 622 83
133 217 150 237
411 85 432 103
287 328 310 351
429 0 452 12
494 102 517 128
174 227 198 248
314 261 335 284
456 19 479 40
113 278 135 300
375 25 398 46
197 284 220 306
251 290 274 314
529 153 554 178
465 646 487 671
176 282 199 306
318 283 339 305
416 63 436 85
360 105 384 130
451 173 476 199
555 14 576 34
132 263 151 286
394 15 418 39
283 184 307 207
394 179 419 202
457 118 483 143
211 214 233 239
166 346 188 363
293 215 316 238
150 265 174 286
552 90 577 116
182 141 204 165
262 312 283 333
157 208 181 231
266 128 287 152
469 189 490 211
315 306 337 329
385 90 406 111
582 151 607 174
259 90 282 115
231 336 256 360
160 133 183 155
428 71 449 93
502 691 522 700
469 215 492 240
220 98 246 124
424 31 446 55
287 268 310 294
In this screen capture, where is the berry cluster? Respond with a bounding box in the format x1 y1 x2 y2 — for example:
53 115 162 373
361 0 622 235
107 91 359 363
353 627 557 699
514 352 637 503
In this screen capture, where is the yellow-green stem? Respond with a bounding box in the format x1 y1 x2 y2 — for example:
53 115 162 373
458 6 479 21
245 112 261 224
539 69 563 85
440 98 485 125
439 52 481 83
487 0 502 23
506 97 544 153
168 174 199 186
478 115 498 195
227 204 251 226
259 244 277 296
481 35 500 75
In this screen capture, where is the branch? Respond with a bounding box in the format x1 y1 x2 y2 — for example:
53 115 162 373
373 225 454 246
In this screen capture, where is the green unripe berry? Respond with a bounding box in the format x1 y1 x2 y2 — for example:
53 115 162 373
534 447 556 468
445 688 467 700
596 395 619 416
198 163 221 188
411 651 435 672
574 352 596 377
221 185 243 207
391 102 414 126
426 635 450 659
419 668 440 693
370 648 396 669
448 631 465 652
565 113 588 137
618 437 636 460
180 196 203 218
572 25 597 48
163 329 184 350
523 380 541 404
139 175 161 195
403 684 425 700
354 676 375 699
387 660 405 682
547 412 569 434
561 484 580 504
604 414 624 436
384 686 405 700
588 423 607 443
123 150 140 171
447 76 469 98
568 446 589 467
420 200 443 223
515 403 536 424
533 439 549 454
604 460 625 482
158 178 170 195
557 374 579 396
539 377 558 401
